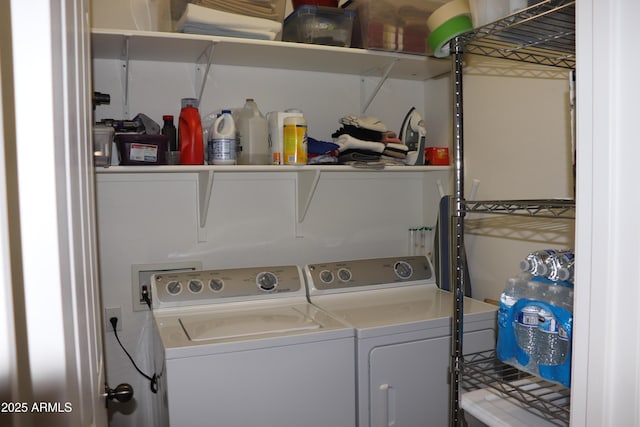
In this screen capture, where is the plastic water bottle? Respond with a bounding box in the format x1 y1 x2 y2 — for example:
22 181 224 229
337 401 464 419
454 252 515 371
545 251 575 283
520 249 566 276
536 307 560 365
209 110 236 165
537 285 573 366
514 281 544 361
178 98 204 165
497 273 529 362
500 273 529 309
237 98 269 165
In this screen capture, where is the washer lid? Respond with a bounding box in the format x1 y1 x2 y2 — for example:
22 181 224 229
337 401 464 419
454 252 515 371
179 306 321 341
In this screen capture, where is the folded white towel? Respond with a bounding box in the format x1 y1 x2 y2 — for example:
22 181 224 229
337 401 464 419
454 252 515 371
177 3 282 39
193 0 281 21
181 23 277 40
335 134 386 153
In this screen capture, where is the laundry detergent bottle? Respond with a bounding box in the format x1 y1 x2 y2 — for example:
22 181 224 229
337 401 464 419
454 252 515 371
178 97 204 165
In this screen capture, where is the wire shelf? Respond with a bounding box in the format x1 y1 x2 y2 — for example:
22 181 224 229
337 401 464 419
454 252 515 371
463 199 575 219
460 0 575 69
462 351 571 425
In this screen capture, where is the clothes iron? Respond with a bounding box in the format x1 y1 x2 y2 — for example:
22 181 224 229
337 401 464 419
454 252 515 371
399 107 426 165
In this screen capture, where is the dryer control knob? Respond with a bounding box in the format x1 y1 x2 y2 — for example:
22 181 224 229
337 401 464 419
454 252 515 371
256 271 278 292
166 280 182 295
209 278 224 292
188 279 203 293
319 270 334 284
394 261 414 280
337 268 352 283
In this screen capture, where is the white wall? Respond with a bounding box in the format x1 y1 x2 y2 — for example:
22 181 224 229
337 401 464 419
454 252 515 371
461 61 573 303
93 56 447 426
93 60 427 143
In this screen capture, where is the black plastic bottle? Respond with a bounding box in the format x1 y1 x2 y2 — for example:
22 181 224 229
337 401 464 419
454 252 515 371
162 115 178 151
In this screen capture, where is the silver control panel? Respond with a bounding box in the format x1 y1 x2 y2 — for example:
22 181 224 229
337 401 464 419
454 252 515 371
151 265 304 308
305 256 435 293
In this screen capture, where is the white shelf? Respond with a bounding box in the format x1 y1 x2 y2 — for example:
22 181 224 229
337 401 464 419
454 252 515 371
91 29 450 81
96 165 450 234
94 165 450 173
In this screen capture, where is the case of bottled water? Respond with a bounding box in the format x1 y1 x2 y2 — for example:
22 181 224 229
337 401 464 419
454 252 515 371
497 249 575 387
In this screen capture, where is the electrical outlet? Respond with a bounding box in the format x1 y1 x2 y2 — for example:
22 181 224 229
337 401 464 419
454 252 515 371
105 307 122 332
131 261 202 311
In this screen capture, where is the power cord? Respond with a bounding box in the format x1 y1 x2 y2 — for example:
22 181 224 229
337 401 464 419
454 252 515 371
141 285 152 309
110 317 158 394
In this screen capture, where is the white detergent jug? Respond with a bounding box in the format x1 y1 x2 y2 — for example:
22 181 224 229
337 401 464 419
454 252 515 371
210 110 236 165
237 98 269 165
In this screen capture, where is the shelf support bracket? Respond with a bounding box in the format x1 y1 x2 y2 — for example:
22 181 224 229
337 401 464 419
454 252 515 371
195 42 216 105
120 36 130 118
197 170 215 242
296 169 321 223
360 58 399 115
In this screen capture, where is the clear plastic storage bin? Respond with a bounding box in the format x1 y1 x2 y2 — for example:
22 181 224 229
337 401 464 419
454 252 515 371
283 5 356 47
345 0 448 55
93 125 115 168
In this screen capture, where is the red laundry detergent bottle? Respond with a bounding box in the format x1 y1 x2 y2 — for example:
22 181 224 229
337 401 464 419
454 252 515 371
179 97 204 165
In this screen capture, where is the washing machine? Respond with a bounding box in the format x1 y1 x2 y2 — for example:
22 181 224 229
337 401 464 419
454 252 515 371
150 264 356 427
304 255 497 427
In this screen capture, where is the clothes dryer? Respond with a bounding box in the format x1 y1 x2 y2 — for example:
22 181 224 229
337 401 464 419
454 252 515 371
304 255 497 427
151 265 356 426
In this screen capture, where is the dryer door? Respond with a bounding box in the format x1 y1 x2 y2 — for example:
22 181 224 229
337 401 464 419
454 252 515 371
369 336 450 427
369 329 495 427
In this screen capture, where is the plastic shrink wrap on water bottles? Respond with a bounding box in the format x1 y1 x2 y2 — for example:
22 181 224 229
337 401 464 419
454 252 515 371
497 266 574 387
537 284 573 387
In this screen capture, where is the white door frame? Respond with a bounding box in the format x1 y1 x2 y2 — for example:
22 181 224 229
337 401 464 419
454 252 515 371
573 0 640 425
2 0 108 425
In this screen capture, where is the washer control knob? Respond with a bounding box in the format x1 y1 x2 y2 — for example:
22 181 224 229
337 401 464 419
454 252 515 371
209 278 224 292
256 271 278 292
394 261 414 280
166 280 182 295
188 279 203 293
319 270 334 284
337 268 352 283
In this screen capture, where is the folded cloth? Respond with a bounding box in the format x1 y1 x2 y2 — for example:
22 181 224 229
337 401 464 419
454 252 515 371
332 125 385 142
382 142 409 159
308 154 339 165
181 24 278 39
338 149 382 164
339 114 387 133
382 135 402 144
177 4 282 40
307 137 340 155
335 134 386 153
192 0 281 21
385 142 409 152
